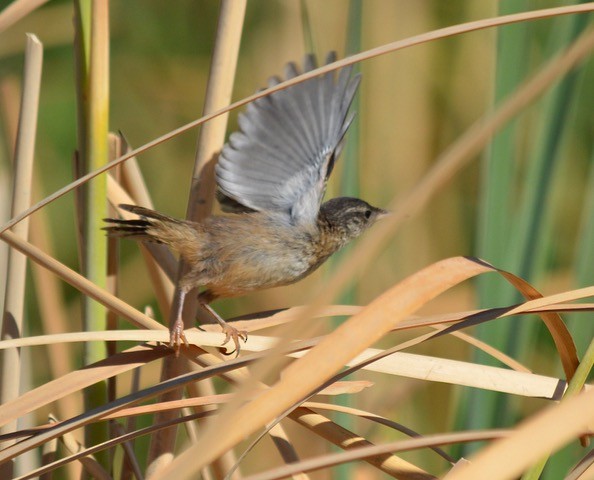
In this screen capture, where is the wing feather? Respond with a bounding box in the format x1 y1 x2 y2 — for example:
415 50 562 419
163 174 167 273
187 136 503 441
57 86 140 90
216 52 360 224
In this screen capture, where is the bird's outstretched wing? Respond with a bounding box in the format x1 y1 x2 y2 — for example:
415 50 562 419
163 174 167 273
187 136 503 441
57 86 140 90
216 52 361 224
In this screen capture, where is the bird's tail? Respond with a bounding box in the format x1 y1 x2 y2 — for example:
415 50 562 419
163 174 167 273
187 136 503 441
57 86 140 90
103 204 196 247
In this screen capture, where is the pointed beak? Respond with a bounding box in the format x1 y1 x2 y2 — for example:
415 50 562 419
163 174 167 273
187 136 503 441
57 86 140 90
375 207 390 220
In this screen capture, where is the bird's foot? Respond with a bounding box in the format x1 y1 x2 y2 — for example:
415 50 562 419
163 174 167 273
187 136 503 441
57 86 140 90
169 318 189 356
220 324 248 357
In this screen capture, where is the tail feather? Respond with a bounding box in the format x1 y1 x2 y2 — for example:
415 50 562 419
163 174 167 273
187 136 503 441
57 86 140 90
117 204 184 224
103 204 194 246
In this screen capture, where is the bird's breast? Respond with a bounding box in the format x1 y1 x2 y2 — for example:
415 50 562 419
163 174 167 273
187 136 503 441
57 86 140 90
182 213 348 299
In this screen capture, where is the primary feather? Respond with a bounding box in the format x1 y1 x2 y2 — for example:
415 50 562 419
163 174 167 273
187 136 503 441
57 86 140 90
216 51 361 225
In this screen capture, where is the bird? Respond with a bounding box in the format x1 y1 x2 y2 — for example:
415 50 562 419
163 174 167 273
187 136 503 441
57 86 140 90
104 52 388 355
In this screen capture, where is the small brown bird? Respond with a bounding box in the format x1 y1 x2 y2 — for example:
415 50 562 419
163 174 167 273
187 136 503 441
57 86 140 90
104 52 387 354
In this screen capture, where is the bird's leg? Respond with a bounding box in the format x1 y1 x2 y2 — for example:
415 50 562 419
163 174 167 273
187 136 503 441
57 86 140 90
199 299 248 356
169 286 190 355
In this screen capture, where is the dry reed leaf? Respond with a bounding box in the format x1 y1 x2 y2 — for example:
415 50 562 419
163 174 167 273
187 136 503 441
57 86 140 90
240 430 508 480
303 402 455 464
0 229 165 332
0 328 567 398
0 330 235 349
0 344 167 431
443 329 531 373
50 416 110 480
389 303 594 332
444 387 594 480
437 259 578 381
308 348 565 399
288 407 434 479
9 410 216 480
104 395 233 419
316 380 373 395
221 305 363 332
0 346 284 465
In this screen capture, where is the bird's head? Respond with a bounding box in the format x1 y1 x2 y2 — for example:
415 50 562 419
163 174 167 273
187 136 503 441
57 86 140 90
318 197 388 244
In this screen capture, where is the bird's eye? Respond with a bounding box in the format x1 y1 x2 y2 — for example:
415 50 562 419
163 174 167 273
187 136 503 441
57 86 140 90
364 210 372 219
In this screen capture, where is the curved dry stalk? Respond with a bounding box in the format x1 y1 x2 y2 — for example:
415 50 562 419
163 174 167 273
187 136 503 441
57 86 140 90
0 0 49 33
303 402 455 463
433 259 578 381
0 229 164 331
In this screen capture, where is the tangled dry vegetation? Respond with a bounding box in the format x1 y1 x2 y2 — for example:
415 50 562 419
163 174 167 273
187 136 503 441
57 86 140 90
1 2 594 479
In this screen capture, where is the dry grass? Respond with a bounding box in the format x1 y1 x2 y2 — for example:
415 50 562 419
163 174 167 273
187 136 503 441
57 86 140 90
1 2 594 479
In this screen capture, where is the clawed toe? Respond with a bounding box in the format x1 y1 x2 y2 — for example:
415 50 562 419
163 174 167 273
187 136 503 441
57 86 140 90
220 325 248 357
169 319 189 357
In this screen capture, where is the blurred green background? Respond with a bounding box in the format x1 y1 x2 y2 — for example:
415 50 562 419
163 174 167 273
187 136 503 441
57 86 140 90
0 1 593 478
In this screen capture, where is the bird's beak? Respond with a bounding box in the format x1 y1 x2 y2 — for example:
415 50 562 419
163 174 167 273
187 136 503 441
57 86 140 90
375 208 390 220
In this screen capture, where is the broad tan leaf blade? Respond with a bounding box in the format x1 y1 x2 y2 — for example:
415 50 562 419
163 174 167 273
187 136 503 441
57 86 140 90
436 257 579 380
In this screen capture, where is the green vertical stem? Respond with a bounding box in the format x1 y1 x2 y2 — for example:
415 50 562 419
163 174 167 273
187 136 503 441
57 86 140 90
461 0 529 456
521 457 549 480
504 6 588 368
476 1 528 300
570 143 594 355
467 2 591 459
299 0 316 58
74 0 110 466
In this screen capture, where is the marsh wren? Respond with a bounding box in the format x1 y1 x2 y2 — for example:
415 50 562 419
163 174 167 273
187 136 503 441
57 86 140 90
104 52 387 355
